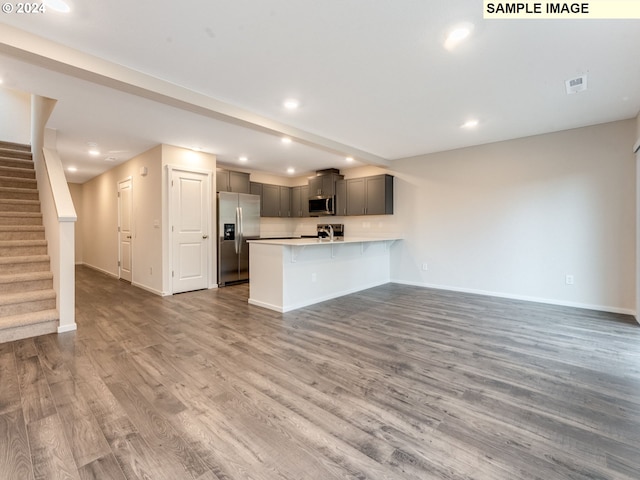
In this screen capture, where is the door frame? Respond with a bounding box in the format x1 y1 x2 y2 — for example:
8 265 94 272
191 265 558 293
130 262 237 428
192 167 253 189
167 165 214 294
117 176 133 282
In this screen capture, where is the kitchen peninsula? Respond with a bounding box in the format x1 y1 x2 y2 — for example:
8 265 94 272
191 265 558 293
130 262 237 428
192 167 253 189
247 236 401 312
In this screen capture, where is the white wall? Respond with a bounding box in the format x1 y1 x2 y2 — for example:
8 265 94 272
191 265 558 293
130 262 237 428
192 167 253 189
80 145 163 292
68 183 84 264
391 119 636 314
79 144 216 295
0 87 30 144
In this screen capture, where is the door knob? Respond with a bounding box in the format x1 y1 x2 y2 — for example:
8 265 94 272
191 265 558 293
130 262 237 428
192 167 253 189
126 235 132 239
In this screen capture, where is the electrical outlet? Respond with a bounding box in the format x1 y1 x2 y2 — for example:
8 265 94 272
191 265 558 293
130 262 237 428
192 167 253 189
421 263 428 271
565 274 574 285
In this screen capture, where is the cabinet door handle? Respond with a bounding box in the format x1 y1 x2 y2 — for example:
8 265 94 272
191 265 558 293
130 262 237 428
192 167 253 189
202 235 209 239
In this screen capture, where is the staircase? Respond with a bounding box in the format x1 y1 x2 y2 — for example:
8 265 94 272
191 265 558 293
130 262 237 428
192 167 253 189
0 141 58 343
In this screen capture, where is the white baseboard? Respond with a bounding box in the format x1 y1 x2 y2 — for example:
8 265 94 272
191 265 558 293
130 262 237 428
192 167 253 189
248 298 285 312
58 323 77 333
391 278 637 317
80 263 118 278
250 280 390 313
81 263 167 296
131 281 165 296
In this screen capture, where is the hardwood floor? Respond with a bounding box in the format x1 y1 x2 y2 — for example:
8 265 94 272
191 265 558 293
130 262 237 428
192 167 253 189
1 265 640 479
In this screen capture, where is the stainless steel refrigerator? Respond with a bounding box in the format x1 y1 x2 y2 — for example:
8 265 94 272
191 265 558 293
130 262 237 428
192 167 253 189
217 192 260 286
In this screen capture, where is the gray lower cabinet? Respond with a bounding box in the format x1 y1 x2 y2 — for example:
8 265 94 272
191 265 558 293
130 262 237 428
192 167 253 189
217 168 250 193
346 174 393 216
261 184 291 217
291 185 310 217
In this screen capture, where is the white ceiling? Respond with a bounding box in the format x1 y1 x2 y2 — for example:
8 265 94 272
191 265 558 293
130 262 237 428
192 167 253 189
1 1 639 183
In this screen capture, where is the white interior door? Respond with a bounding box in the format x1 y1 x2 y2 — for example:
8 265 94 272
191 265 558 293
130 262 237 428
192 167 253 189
118 178 133 282
171 168 210 293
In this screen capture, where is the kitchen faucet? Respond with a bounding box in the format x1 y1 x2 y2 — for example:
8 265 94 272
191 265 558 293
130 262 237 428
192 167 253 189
326 224 334 241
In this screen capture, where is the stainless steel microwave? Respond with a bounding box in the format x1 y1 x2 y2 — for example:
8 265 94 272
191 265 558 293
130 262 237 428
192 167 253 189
309 196 335 216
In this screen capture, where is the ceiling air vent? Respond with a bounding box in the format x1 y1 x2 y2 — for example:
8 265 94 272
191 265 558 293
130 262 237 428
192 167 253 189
565 74 588 94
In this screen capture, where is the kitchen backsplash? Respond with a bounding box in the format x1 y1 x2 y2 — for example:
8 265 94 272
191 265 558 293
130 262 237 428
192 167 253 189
260 215 401 238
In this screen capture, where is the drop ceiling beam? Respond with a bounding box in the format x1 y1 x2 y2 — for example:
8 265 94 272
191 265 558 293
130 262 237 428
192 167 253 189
0 24 389 167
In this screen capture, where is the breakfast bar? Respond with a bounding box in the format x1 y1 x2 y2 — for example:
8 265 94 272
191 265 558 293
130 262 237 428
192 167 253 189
247 237 401 312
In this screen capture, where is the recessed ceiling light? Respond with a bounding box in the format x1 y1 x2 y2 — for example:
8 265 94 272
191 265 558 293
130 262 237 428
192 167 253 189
461 119 479 129
281 137 292 144
346 156 354 163
89 149 100 156
67 166 77 172
239 156 248 162
43 0 70 13
444 23 473 51
287 167 295 174
283 99 299 110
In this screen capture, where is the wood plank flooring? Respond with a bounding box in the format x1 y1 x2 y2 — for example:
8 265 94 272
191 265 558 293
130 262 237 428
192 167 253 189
1 265 640 479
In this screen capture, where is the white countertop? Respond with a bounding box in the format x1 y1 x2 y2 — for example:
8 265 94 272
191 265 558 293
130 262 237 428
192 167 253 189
248 236 401 246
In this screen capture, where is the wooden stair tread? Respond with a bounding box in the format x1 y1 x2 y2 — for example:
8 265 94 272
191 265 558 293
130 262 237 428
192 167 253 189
0 212 43 217
0 309 58 329
0 174 35 180
0 140 31 150
0 140 55 344
0 239 47 246
0 272 53 285
0 158 34 166
0 289 56 306
0 198 40 205
0 186 39 193
0 225 45 231
0 254 50 264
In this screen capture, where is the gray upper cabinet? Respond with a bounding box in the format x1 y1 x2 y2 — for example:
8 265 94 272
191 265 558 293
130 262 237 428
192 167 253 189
291 185 310 218
216 168 250 193
261 184 280 217
279 186 291 217
335 179 347 216
301 185 309 217
346 178 366 216
365 174 394 215
261 184 291 217
308 173 343 197
250 182 263 215
346 174 393 216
